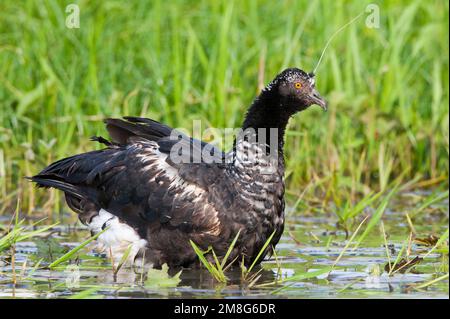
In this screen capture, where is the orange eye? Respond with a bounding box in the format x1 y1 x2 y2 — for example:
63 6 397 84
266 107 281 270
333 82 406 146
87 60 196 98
294 82 302 89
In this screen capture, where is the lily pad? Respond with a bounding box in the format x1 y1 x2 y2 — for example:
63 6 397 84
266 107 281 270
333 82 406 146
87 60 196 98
145 264 182 289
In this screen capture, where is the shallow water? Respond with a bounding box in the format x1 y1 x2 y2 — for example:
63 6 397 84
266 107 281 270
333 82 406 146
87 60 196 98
0 192 448 299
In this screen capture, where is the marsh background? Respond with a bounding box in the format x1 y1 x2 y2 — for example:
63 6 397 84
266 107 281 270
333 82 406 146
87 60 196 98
0 0 448 298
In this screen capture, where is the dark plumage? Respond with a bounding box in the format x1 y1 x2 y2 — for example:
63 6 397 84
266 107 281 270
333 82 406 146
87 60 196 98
30 68 326 268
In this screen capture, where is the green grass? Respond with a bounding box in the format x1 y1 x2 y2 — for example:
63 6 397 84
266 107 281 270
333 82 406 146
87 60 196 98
0 202 58 253
190 230 241 283
0 0 448 219
48 226 108 268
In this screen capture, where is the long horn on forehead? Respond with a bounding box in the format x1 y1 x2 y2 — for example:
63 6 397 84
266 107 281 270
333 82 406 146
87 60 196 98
312 11 364 74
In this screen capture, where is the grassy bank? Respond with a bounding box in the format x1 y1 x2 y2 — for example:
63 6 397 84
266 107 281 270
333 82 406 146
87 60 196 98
0 0 448 217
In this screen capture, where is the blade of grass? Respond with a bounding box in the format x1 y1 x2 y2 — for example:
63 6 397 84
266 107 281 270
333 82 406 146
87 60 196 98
411 273 449 290
114 244 133 275
246 230 276 275
189 240 224 282
220 229 241 269
332 215 369 270
49 227 109 268
380 221 392 273
353 187 398 249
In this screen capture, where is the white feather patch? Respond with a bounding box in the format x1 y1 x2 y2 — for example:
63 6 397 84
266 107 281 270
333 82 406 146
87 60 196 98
88 209 147 264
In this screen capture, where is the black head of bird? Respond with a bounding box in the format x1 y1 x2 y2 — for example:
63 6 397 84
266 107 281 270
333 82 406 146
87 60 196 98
243 68 327 132
267 68 327 113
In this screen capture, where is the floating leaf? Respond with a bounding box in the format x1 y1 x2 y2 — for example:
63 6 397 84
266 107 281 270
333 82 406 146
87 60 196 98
384 256 423 274
145 263 182 289
35 237 69 262
422 228 449 258
414 235 440 247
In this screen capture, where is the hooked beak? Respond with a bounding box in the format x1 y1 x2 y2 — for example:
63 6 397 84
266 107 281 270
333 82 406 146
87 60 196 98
309 88 327 111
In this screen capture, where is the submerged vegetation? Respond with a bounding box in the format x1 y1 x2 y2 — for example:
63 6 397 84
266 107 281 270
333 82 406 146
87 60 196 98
0 0 448 298
0 196 447 298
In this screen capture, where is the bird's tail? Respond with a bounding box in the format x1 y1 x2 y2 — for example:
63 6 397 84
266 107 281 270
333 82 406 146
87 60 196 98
26 174 84 199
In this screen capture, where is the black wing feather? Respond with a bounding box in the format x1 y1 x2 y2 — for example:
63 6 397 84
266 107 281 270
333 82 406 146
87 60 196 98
31 118 225 242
